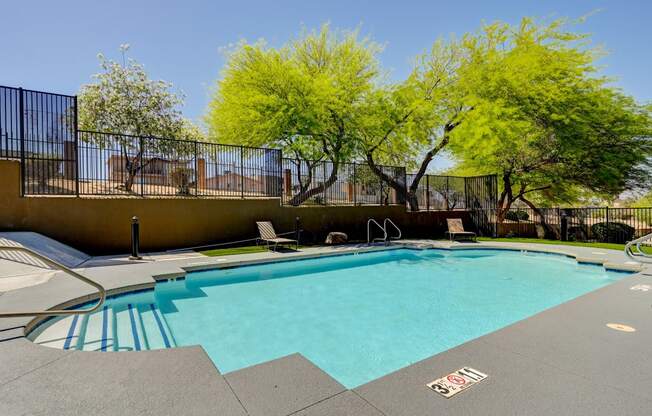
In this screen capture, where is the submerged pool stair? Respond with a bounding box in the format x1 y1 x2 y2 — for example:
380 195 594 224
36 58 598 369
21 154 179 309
32 303 176 352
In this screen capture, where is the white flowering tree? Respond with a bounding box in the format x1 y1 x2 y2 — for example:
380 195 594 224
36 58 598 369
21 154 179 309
78 46 203 192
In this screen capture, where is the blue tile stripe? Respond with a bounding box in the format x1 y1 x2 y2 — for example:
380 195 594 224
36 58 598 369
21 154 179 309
62 315 79 350
149 304 171 348
128 304 141 351
100 306 109 352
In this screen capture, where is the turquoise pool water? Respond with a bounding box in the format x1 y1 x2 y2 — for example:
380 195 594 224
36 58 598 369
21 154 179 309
32 248 628 388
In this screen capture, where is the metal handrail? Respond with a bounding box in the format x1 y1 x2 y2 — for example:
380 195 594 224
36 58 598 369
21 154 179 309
367 218 387 244
0 245 106 318
625 233 652 261
383 218 402 241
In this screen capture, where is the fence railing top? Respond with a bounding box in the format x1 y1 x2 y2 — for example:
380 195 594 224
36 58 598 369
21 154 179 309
78 129 281 152
0 85 76 99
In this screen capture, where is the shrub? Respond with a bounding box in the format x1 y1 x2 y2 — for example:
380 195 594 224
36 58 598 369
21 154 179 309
505 210 530 222
590 221 634 243
567 226 587 242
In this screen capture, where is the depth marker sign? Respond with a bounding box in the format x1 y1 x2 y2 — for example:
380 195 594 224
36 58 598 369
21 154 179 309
426 367 488 398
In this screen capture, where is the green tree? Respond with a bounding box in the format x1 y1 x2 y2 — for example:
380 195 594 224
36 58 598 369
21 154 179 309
207 25 381 205
78 48 203 192
356 39 470 210
448 18 652 231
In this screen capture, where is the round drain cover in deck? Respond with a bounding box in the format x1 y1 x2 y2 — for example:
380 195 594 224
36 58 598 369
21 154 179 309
606 323 636 332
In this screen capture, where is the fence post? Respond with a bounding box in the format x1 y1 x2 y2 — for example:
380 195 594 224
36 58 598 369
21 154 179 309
426 175 430 212
353 162 357 206
379 170 383 206
322 163 327 205
605 206 610 243
240 146 244 199
463 177 469 210
194 141 199 196
18 88 25 196
73 95 79 197
276 150 282 197
139 136 145 197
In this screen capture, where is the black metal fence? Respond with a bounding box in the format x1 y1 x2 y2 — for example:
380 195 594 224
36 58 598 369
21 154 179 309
407 173 498 213
1 85 78 195
1 84 497 210
77 130 282 197
281 159 407 206
408 174 466 210
474 206 652 243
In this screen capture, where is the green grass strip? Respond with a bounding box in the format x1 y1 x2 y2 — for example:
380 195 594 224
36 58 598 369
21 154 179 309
477 237 652 253
200 244 306 257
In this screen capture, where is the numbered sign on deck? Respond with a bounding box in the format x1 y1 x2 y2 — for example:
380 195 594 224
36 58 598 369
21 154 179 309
426 367 488 398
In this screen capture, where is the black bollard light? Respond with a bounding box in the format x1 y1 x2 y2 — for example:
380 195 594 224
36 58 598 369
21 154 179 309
295 216 301 250
130 216 142 260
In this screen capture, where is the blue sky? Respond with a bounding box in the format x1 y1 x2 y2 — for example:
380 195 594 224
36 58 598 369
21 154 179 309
2 0 650 125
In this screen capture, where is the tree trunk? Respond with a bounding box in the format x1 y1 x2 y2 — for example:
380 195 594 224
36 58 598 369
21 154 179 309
121 148 154 194
288 161 339 206
519 195 559 239
365 126 454 212
120 145 141 193
365 153 414 209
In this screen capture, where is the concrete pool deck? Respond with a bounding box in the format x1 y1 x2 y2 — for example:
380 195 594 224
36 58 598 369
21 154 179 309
1 239 651 415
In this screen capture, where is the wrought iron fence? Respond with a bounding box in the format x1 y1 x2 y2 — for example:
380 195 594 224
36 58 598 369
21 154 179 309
473 206 652 243
281 159 406 206
408 174 492 211
0 86 22 159
77 130 282 197
2 84 498 209
1 85 78 195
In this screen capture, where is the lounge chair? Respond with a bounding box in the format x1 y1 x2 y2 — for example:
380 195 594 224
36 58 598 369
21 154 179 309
256 221 298 251
445 218 477 242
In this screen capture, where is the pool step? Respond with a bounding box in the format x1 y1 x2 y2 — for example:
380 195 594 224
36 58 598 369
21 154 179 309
31 303 176 352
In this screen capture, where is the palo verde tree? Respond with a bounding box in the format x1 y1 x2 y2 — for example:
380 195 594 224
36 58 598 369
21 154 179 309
78 46 203 193
357 39 471 210
449 18 652 231
206 25 380 205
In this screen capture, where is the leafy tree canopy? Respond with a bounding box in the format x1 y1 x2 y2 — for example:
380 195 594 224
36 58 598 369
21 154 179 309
78 49 204 192
448 18 652 223
79 52 202 140
208 25 467 208
207 25 382 204
207 25 379 160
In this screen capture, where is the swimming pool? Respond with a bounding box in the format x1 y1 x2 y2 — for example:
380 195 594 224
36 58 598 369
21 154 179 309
31 248 628 387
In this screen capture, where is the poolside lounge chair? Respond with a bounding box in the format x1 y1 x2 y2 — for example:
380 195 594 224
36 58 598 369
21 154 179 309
445 218 477 242
256 221 298 251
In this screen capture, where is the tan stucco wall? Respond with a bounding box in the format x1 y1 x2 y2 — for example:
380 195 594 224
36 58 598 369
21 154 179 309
0 160 470 254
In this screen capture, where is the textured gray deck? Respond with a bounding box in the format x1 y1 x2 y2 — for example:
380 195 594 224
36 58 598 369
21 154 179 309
1 240 651 415
0 344 247 416
355 270 652 415
225 353 346 416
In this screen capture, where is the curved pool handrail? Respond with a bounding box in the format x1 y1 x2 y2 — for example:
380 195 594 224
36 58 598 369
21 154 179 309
383 218 402 241
367 218 387 244
625 232 652 261
0 245 106 318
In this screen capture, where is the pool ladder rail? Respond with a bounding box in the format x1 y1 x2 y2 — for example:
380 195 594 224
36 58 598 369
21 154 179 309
367 218 402 245
625 232 652 262
0 244 106 319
